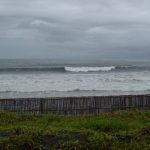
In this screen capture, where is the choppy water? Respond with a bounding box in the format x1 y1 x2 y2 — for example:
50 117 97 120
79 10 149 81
0 59 150 98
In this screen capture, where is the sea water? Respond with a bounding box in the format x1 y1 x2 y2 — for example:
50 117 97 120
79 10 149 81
0 59 150 98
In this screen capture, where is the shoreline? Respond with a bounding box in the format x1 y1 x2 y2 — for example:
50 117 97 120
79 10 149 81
0 90 150 99
0 93 150 100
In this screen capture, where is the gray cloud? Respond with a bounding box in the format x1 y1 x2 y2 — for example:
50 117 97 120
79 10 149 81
0 0 150 59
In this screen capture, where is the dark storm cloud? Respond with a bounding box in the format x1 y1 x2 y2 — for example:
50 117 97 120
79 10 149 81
0 0 150 59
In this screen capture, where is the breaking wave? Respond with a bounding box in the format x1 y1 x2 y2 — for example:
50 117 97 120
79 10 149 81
0 65 149 72
65 66 115 72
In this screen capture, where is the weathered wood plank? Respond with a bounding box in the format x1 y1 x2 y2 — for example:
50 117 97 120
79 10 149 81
0 95 150 115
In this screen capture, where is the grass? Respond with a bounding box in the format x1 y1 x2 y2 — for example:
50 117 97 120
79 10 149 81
0 109 150 149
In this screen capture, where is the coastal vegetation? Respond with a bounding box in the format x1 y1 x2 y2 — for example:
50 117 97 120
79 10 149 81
0 109 150 150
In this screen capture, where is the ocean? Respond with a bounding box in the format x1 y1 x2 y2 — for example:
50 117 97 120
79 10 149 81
0 59 150 98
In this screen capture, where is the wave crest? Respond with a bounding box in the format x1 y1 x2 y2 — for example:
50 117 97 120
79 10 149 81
65 66 116 72
0 65 149 72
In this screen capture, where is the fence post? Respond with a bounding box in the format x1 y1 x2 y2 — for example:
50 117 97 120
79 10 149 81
40 99 43 114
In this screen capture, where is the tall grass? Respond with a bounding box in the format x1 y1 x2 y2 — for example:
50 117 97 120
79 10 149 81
0 110 150 149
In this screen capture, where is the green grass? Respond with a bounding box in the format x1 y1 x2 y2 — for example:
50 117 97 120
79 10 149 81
0 109 150 149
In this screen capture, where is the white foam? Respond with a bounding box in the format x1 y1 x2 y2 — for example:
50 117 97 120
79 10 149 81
0 69 150 98
65 66 116 72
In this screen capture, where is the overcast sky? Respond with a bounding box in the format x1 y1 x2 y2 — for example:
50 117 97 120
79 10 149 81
0 0 150 60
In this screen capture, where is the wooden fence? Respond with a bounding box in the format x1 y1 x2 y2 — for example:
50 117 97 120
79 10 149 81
0 95 150 115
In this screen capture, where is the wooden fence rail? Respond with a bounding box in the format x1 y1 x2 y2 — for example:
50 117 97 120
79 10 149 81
0 95 150 115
